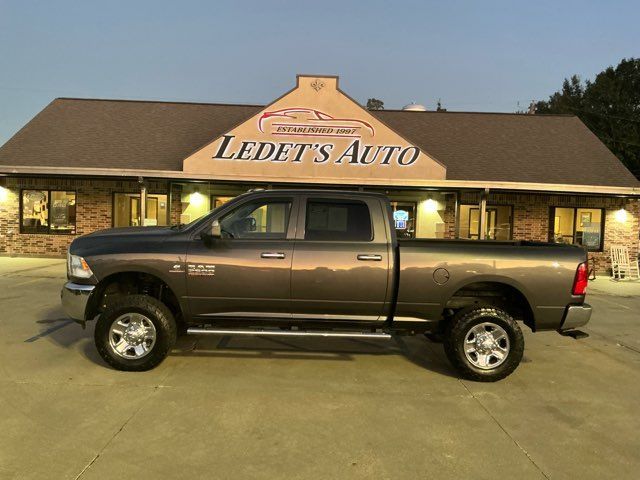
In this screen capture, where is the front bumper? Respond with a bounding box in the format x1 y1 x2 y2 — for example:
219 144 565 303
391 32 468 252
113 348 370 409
61 282 95 321
559 303 592 331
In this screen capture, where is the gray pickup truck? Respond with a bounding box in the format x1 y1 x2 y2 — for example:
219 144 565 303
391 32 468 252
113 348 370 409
61 189 591 381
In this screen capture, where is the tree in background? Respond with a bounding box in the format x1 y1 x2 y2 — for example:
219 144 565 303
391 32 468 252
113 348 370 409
366 98 384 110
536 58 640 179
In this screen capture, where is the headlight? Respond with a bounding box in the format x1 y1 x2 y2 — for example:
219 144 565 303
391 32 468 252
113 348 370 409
68 253 94 279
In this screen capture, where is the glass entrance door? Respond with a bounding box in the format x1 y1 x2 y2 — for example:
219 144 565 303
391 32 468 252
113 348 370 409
468 208 496 240
114 193 168 227
129 197 140 226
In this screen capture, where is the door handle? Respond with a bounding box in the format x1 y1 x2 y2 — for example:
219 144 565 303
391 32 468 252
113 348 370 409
357 254 382 261
261 252 286 259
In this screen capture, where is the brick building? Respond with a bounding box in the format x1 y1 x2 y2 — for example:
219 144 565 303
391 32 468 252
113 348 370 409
1 75 638 274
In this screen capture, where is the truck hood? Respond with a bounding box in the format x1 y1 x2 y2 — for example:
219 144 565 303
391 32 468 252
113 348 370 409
84 226 171 238
69 226 174 256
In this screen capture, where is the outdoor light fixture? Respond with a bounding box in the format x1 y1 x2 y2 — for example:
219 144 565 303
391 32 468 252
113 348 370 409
424 198 438 213
615 208 628 223
190 191 204 207
0 186 8 203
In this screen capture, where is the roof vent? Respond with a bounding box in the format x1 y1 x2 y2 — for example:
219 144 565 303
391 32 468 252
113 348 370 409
402 102 427 112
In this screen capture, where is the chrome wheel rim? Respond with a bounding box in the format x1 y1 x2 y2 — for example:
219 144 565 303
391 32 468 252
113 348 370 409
464 322 510 370
108 313 157 360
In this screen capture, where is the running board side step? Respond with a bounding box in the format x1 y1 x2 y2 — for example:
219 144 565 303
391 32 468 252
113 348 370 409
186 327 392 339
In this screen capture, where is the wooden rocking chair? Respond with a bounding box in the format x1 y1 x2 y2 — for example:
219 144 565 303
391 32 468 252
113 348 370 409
610 245 640 280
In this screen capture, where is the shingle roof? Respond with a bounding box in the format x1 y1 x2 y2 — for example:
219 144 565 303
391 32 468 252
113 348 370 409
374 110 639 187
0 98 262 173
0 97 638 188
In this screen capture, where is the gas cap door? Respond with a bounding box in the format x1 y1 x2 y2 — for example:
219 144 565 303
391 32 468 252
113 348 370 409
433 268 450 285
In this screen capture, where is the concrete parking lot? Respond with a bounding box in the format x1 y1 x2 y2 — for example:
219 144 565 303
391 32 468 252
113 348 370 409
1 257 639 479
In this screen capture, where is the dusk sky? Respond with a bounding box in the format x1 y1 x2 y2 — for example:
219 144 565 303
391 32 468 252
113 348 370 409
1 0 638 144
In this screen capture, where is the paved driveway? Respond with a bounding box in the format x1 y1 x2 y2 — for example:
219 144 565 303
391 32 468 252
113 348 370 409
1 257 639 479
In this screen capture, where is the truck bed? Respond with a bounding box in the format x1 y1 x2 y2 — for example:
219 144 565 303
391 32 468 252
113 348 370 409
394 238 587 331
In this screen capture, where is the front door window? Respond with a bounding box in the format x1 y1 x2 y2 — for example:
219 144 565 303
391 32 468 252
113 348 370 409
219 200 292 239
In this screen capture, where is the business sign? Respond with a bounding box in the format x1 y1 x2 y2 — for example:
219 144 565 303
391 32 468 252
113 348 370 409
393 209 410 221
210 107 420 167
183 75 446 185
393 210 410 230
395 220 407 230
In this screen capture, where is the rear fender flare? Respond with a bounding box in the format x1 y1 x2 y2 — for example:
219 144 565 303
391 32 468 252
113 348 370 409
440 274 536 327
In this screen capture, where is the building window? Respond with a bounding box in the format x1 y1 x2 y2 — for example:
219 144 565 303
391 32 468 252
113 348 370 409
113 193 168 227
171 182 265 225
458 204 513 240
212 195 234 209
380 192 450 239
390 201 417 239
20 190 76 234
550 207 604 251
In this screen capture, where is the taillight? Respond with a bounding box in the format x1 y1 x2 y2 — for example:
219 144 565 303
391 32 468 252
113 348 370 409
572 261 588 295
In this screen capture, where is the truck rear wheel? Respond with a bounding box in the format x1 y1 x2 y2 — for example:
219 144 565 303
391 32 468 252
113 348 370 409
444 307 524 382
95 295 177 371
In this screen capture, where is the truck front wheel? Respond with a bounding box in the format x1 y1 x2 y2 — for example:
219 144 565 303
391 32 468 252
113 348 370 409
444 307 524 382
94 295 177 371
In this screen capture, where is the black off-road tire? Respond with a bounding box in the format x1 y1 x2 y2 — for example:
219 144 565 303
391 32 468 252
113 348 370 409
444 307 524 382
95 295 177 372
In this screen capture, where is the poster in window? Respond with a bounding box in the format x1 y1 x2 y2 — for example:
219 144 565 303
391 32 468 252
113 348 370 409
51 199 69 227
22 190 49 231
580 212 592 227
582 231 601 249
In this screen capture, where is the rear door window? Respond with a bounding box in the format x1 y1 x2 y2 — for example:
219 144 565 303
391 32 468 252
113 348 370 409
304 199 372 241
